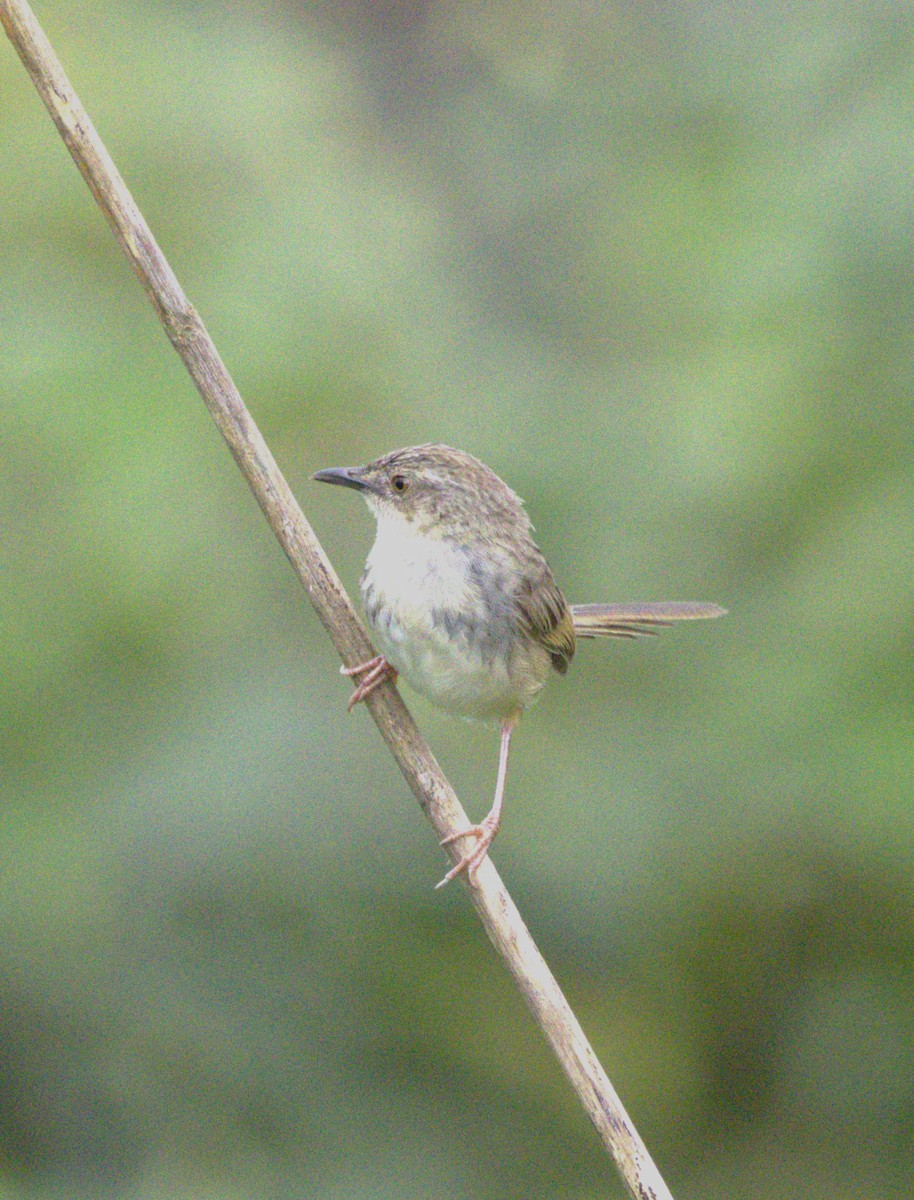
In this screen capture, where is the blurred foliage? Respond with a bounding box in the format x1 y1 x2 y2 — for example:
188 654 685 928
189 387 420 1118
2 1 914 1196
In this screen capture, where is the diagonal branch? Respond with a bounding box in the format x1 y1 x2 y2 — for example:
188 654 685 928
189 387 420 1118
0 4 676 1197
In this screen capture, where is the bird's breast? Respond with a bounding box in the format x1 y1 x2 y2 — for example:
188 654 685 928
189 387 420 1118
360 522 549 719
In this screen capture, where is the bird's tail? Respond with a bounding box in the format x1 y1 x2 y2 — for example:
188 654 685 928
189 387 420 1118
569 602 726 639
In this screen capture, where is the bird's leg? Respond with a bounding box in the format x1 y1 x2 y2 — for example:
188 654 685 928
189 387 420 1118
436 712 519 889
340 655 398 711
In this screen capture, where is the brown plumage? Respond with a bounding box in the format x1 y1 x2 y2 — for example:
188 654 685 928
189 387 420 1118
314 444 725 886
570 600 727 638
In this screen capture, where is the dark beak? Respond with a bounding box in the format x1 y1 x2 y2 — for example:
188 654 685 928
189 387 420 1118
312 465 368 492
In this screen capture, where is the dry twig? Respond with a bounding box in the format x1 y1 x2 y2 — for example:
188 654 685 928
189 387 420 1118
0 4 676 1197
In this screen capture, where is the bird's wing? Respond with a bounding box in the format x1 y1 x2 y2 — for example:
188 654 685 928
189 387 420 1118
570 602 726 639
515 569 576 674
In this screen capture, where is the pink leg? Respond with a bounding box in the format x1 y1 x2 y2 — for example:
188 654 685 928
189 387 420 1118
341 655 398 711
436 712 519 889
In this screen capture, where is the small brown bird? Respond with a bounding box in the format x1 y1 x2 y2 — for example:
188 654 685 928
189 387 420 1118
314 445 724 887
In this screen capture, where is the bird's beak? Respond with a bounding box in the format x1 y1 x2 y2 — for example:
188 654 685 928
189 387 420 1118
312 465 368 492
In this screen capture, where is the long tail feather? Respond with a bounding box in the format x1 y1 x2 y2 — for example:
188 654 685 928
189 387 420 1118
570 601 726 639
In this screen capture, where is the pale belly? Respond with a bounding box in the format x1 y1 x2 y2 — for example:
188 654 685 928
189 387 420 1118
360 527 550 721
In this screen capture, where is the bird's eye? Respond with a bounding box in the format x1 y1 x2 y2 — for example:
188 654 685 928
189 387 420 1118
390 474 409 493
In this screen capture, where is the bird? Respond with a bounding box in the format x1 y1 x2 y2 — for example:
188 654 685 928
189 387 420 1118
313 444 724 887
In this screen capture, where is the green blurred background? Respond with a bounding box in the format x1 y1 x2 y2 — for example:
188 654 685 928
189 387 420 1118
2 2 914 1196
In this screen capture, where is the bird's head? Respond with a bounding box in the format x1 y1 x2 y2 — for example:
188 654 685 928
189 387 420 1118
313 444 528 541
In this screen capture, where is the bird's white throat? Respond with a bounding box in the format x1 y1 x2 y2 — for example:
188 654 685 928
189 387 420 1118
359 504 537 719
362 504 475 618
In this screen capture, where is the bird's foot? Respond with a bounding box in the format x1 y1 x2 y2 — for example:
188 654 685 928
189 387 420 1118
436 813 499 889
341 655 398 710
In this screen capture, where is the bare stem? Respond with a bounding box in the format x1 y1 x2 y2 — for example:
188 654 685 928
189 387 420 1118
0 4 675 1197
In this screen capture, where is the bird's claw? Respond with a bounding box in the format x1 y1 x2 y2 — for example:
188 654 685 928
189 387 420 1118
436 816 498 889
340 655 398 710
